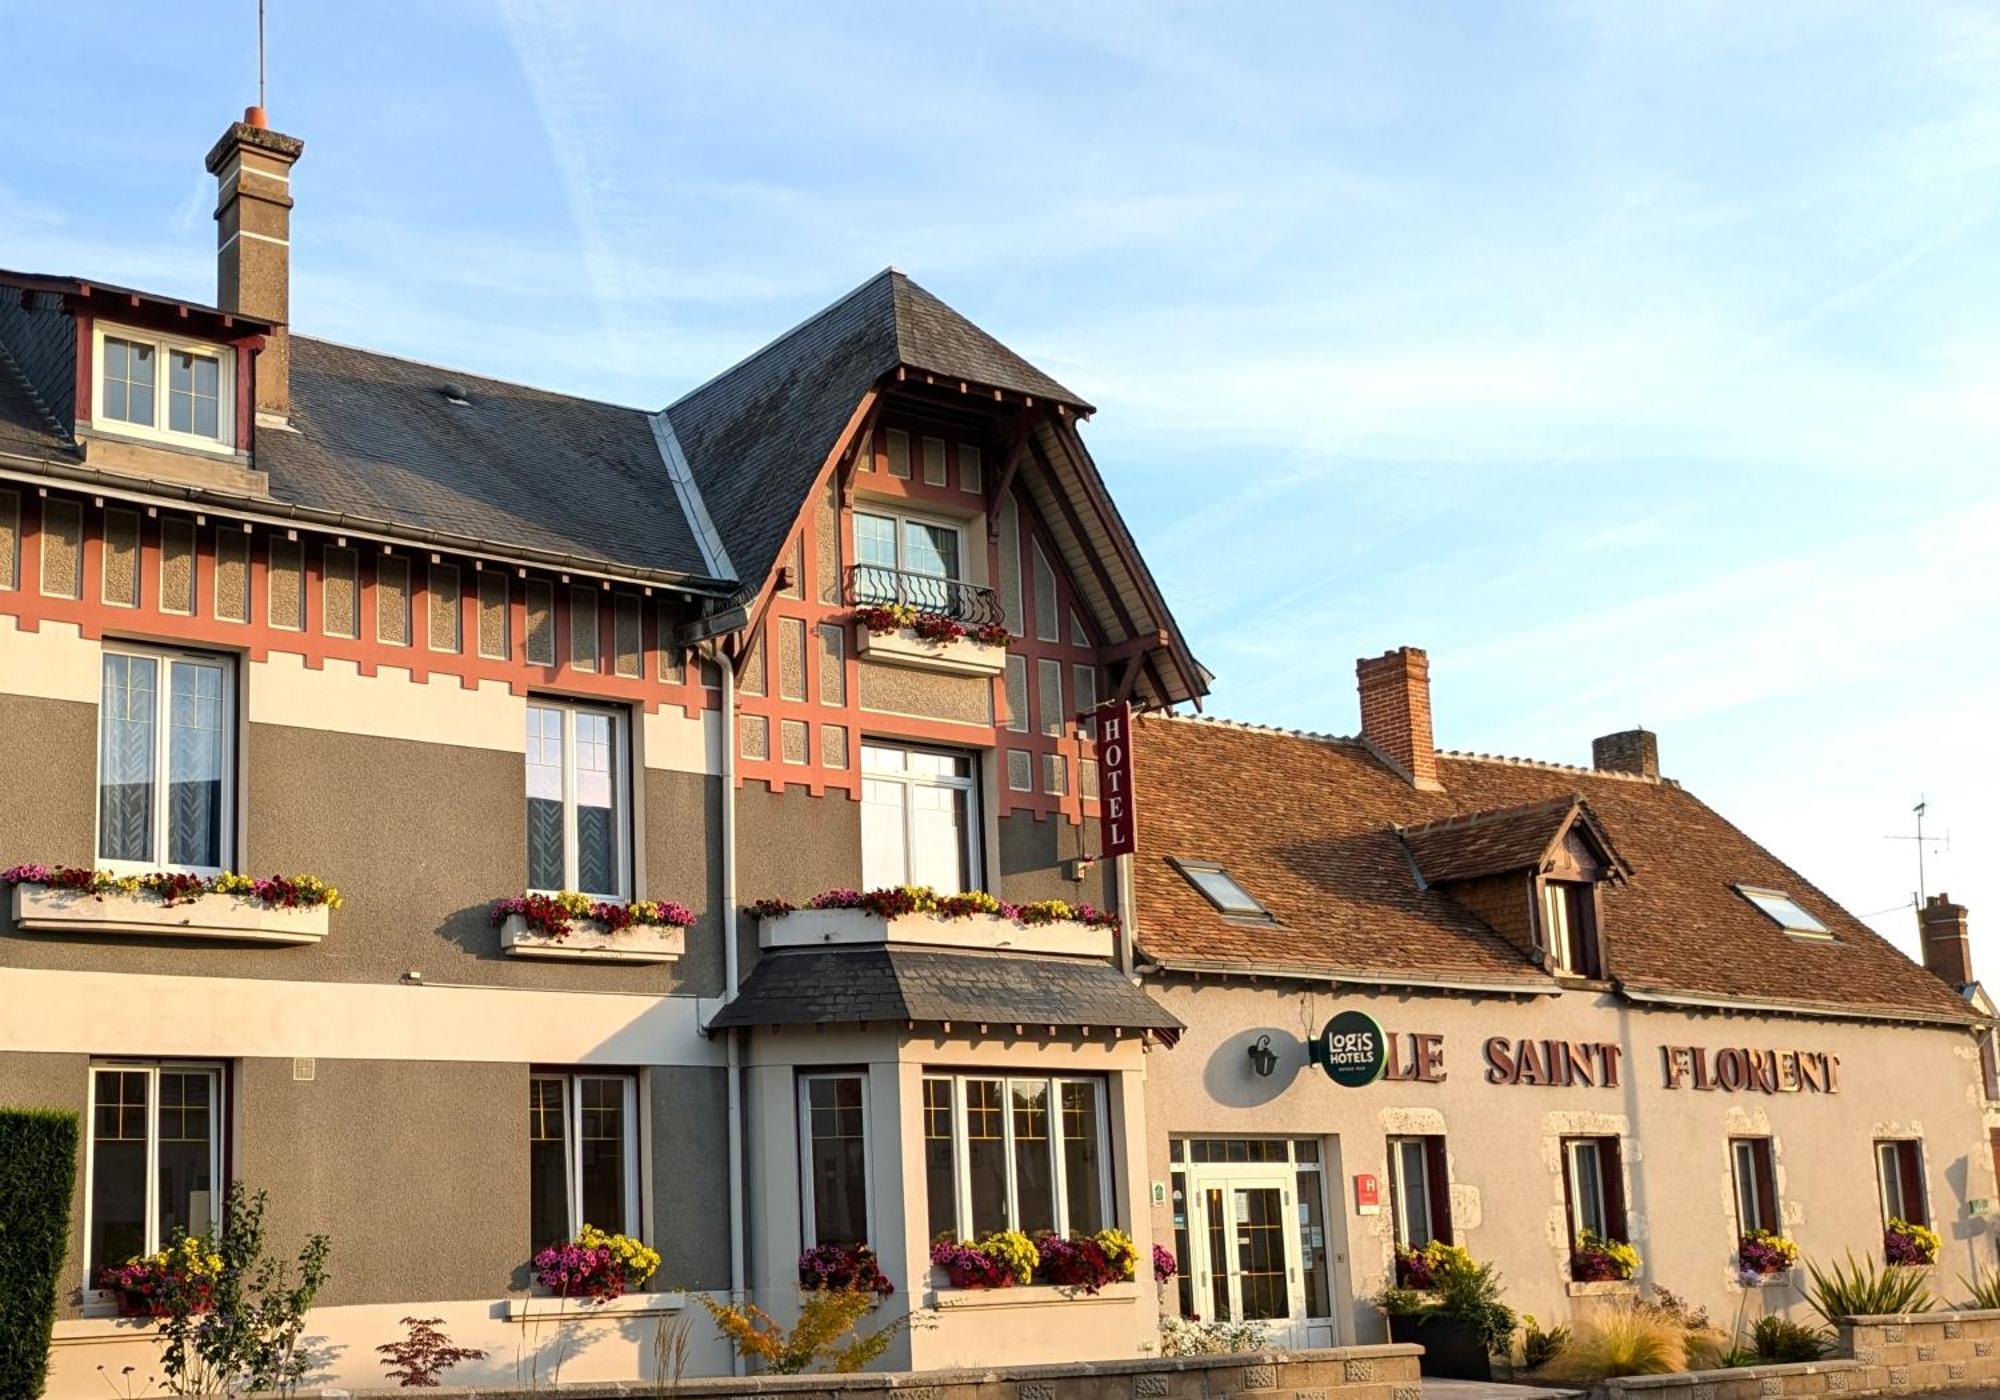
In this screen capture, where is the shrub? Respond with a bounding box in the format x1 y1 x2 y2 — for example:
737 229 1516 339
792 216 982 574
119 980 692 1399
1752 1314 1833 1362
1961 1263 2000 1310
699 1287 917 1374
377 1316 488 1387
1547 1303 1687 1381
1373 1243 1515 1357
0 1108 79 1400
1156 1315 1269 1356
1520 1313 1571 1370
1804 1249 1934 1322
1651 1285 1710 1332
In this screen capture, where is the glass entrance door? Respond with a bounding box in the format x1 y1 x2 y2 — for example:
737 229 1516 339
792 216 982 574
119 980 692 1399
1188 1168 1307 1344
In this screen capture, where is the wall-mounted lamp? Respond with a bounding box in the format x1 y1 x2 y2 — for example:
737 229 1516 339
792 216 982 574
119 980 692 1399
1248 1034 1279 1078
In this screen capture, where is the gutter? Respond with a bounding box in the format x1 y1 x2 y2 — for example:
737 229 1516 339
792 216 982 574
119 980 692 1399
0 451 738 598
1618 983 1988 1030
701 637 749 1368
1135 954 1556 998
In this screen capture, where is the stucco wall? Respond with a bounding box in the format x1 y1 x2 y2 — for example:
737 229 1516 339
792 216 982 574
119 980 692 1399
651 1063 733 1291
1144 978 1998 1343
998 812 1117 909
0 692 96 868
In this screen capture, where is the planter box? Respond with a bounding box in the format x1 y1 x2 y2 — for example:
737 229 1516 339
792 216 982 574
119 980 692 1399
927 1280 1140 1309
856 625 1007 678
1389 1312 1493 1381
502 1289 686 1320
499 913 685 964
10 883 328 946
761 906 1111 958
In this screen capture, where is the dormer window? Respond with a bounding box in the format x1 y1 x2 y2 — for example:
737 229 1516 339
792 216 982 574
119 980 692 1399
1736 885 1831 938
1171 858 1270 920
1541 879 1602 978
93 324 234 450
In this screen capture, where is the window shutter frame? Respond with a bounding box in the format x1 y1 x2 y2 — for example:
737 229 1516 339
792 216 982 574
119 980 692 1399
1752 1139 1779 1234
1601 1136 1629 1242
1896 1141 1927 1227
1424 1136 1454 1244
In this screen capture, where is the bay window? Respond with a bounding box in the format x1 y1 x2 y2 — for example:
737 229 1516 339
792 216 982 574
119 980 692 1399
800 1073 870 1247
94 325 234 449
86 1062 223 1279
860 743 980 892
98 647 234 873
923 1074 1111 1245
529 1072 639 1248
525 700 630 899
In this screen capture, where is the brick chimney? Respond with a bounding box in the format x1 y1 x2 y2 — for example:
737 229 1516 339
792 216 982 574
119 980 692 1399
205 108 305 419
1593 728 1660 779
1357 647 1441 790
1918 893 1974 989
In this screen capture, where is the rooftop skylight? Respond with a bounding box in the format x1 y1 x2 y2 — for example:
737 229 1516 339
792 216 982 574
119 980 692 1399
1736 885 1831 937
1173 859 1270 919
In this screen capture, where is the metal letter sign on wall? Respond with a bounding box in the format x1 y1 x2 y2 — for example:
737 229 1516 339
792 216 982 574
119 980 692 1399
1093 700 1137 858
1310 1009 1388 1087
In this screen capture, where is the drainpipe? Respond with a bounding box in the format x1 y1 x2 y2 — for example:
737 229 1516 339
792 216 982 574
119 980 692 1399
1117 853 1137 977
703 640 748 1365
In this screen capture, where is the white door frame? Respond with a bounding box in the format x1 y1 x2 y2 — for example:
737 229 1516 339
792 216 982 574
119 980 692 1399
1186 1163 1309 1346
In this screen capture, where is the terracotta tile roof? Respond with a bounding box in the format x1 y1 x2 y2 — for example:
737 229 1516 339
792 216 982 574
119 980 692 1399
1132 714 1977 1024
1400 796 1583 884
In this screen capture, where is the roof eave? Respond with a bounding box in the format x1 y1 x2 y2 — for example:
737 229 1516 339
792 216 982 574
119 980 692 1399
1137 951 1557 997
1618 982 1985 1030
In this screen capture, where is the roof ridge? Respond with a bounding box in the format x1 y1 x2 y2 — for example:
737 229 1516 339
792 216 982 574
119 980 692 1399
1157 711 1367 747
1441 748 1665 784
293 334 648 413
664 268 894 412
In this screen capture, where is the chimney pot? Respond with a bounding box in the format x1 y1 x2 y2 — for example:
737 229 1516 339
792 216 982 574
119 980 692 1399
1356 646 1441 790
1918 893 1974 989
1593 728 1660 779
205 115 304 419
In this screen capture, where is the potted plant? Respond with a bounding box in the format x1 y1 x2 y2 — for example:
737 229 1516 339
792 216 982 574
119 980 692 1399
1738 1228 1798 1279
99 1237 224 1318
1569 1229 1641 1282
1884 1217 1940 1266
799 1243 895 1297
1377 1242 1516 1381
531 1224 660 1301
929 1230 1038 1289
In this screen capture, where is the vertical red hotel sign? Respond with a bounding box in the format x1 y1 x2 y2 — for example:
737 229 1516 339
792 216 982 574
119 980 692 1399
1093 700 1137 857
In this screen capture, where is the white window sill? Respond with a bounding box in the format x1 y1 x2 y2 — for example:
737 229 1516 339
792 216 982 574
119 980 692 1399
856 625 1007 678
1567 1279 1639 1296
503 1289 687 1321
497 913 685 964
10 884 329 946
1743 1270 1793 1289
928 1281 1140 1309
761 906 1112 958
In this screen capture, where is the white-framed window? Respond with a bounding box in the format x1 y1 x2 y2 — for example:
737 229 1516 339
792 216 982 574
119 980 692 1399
1562 1136 1625 1247
97 646 235 874
92 323 235 450
1388 1136 1451 1250
861 743 980 893
853 506 973 616
922 1073 1112 1242
1733 1137 1778 1235
1876 1138 1929 1228
529 1071 639 1248
800 1073 872 1247
85 1062 224 1282
525 700 630 899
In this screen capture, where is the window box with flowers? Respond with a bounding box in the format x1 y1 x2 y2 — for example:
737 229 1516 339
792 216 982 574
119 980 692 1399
1568 1229 1641 1289
755 886 1118 958
3 865 340 945
1738 1228 1798 1284
492 892 692 964
1885 1217 1940 1267
853 604 1009 678
927 1228 1140 1305
97 1237 224 1318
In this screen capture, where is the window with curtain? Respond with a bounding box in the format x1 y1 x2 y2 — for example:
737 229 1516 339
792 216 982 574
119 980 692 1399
529 1071 638 1248
525 700 629 898
98 648 232 871
87 1063 222 1279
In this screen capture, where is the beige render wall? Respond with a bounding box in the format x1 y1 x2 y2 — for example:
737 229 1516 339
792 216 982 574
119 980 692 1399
1145 979 1998 1343
998 811 1117 910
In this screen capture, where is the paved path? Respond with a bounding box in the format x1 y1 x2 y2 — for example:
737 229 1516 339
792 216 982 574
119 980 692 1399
1421 1379 1587 1400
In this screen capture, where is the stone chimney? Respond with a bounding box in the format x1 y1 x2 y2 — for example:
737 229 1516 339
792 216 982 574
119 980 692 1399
1357 647 1441 790
1918 893 1974 989
1593 728 1660 779
204 107 305 419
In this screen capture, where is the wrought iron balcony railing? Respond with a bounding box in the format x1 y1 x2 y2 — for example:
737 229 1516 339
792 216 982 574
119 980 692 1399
847 564 1004 628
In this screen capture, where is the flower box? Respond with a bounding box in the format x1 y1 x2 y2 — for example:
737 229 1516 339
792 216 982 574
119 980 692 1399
499 913 685 964
10 883 329 945
856 624 1006 678
926 1280 1139 1309
760 906 1111 957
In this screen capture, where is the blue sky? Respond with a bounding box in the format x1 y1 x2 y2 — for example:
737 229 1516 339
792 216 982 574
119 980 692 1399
5 2 1996 963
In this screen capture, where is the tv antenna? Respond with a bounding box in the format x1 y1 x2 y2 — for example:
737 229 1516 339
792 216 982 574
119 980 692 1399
1884 798 1950 906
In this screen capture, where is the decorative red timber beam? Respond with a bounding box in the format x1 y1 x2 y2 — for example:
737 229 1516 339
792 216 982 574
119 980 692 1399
837 393 884 509
985 410 1035 541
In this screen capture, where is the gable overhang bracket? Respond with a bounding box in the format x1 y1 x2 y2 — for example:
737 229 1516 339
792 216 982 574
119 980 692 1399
986 410 1034 539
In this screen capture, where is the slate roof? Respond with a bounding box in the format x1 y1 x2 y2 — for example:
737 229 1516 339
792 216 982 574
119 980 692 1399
706 945 1182 1037
0 353 67 461
1132 714 1978 1024
265 337 718 581
1399 795 1620 885
663 269 1090 595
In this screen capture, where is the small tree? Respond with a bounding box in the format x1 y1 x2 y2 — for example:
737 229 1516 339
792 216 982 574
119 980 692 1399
157 1183 332 1395
377 1316 487 1387
699 1288 916 1375
0 1108 79 1400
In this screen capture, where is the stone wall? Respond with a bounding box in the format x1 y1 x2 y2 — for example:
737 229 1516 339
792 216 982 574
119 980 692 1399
1600 1309 2000 1400
247 1343 1420 1400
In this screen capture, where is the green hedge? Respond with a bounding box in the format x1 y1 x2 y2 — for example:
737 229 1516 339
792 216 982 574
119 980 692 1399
0 1108 80 1400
